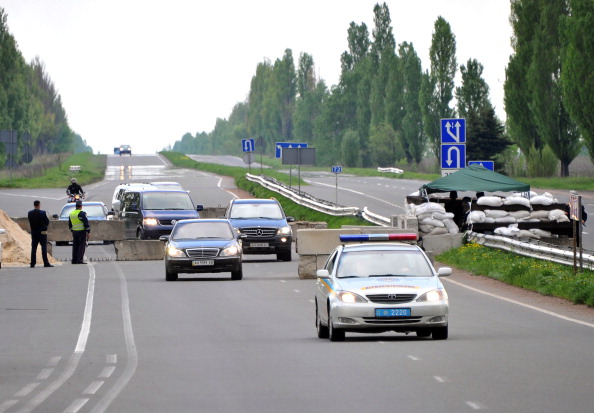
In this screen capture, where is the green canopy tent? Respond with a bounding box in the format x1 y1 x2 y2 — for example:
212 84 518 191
419 164 530 196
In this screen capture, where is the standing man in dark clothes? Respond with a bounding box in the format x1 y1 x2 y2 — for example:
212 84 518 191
28 200 53 268
68 200 90 264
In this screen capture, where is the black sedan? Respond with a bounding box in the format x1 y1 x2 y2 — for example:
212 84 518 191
159 219 244 281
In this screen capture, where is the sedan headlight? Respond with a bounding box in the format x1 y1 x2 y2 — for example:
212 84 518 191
166 246 185 258
143 217 158 226
336 291 368 303
220 244 240 257
417 289 446 302
277 226 292 235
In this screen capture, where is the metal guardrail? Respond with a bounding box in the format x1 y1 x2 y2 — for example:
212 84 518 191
377 167 403 174
362 207 391 226
246 174 360 216
467 231 594 270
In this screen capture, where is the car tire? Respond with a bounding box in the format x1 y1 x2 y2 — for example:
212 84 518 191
277 250 292 262
316 303 329 339
231 266 243 280
165 268 178 281
432 326 448 340
416 330 432 338
328 307 345 342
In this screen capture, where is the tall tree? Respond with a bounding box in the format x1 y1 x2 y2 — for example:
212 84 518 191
398 42 425 164
504 0 544 157
561 0 594 163
273 49 296 140
422 16 457 159
455 59 490 119
528 0 580 176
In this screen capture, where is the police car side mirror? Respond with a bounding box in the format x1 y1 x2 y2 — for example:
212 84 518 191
196 204 204 212
316 269 330 279
52 214 58 219
286 216 295 222
437 267 452 277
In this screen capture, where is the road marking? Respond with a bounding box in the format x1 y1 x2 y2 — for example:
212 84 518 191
407 355 421 361
15 383 39 397
293 289 301 293
106 354 117 364
0 400 19 413
433 376 450 383
304 179 404 211
89 263 139 413
466 401 486 410
36 368 53 380
48 356 61 367
444 278 594 328
98 366 116 379
84 381 105 395
64 398 89 413
15 265 96 413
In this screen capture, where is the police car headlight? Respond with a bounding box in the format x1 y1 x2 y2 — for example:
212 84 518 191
417 289 445 302
337 291 367 303
167 246 185 258
143 218 158 226
220 245 240 257
277 226 292 235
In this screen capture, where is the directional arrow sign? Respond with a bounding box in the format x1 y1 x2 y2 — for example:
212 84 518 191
441 118 466 143
242 138 255 152
441 144 466 169
275 142 308 158
468 160 494 171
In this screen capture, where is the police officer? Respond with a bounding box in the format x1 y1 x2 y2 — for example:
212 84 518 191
68 200 90 264
28 200 53 268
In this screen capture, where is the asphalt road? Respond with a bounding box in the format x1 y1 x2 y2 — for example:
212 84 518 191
1 153 594 412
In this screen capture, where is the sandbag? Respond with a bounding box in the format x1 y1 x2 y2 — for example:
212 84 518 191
529 210 550 220
414 202 446 215
495 216 517 223
467 211 486 223
477 196 504 207
504 196 531 208
549 209 569 222
419 217 446 227
530 228 552 237
517 229 540 239
509 210 530 219
531 195 555 205
485 209 509 218
427 227 449 236
443 218 459 234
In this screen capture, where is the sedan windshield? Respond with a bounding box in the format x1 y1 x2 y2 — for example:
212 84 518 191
172 222 234 240
229 204 282 219
60 205 106 219
336 250 433 278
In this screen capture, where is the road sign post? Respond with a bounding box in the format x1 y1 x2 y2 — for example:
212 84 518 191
331 166 342 205
440 118 466 175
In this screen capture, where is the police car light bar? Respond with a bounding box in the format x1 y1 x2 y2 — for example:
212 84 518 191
339 234 418 242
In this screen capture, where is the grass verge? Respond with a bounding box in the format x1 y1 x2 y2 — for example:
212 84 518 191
437 242 594 307
0 153 106 188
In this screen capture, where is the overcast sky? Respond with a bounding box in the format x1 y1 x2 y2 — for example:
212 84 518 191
1 0 513 155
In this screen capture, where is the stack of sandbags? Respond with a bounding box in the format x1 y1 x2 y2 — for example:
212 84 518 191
409 202 459 236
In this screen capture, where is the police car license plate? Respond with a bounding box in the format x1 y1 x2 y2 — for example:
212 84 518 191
375 308 411 317
250 242 269 247
192 260 214 266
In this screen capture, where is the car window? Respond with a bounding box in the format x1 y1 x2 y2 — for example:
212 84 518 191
336 250 433 278
230 203 283 219
172 222 233 240
60 205 106 219
325 250 338 274
142 192 194 210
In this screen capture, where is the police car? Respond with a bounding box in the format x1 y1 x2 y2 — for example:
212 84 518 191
315 234 451 341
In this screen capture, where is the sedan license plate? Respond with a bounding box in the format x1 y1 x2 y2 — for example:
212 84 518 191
192 260 214 266
250 242 269 247
375 308 411 318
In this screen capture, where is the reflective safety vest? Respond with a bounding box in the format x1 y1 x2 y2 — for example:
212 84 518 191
69 209 85 231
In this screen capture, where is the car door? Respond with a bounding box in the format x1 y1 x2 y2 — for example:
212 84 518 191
121 191 141 238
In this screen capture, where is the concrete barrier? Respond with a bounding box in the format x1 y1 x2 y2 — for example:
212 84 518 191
420 233 464 261
114 240 164 261
13 217 125 243
199 207 227 218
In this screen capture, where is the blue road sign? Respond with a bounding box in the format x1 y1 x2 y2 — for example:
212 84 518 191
441 118 466 143
275 142 308 158
468 160 494 171
242 139 255 152
441 144 466 169
331 166 342 174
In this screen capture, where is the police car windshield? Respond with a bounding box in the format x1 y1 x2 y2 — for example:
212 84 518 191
336 250 433 278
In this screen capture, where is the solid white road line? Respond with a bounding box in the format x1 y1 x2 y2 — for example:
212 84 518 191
443 277 594 329
16 265 96 413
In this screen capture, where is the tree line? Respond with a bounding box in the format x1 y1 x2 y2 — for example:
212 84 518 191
170 1 594 177
0 8 91 169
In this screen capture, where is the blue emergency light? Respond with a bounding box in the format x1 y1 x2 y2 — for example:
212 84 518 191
339 234 418 242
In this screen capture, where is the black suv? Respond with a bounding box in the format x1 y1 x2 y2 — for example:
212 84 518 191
225 198 294 261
